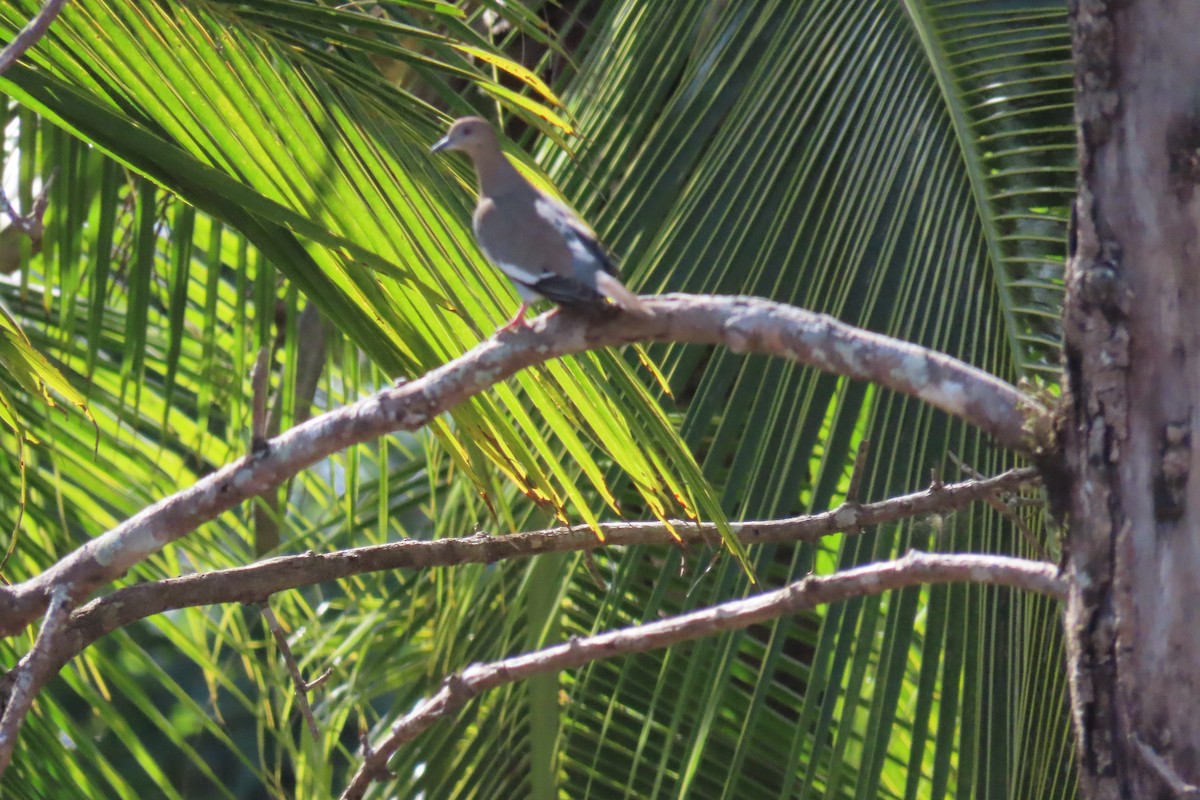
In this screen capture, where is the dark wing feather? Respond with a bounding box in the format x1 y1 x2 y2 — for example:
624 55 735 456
538 198 620 278
526 273 612 315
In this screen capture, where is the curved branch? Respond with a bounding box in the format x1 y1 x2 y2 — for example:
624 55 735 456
0 294 1046 635
38 468 1037 672
0 585 71 773
340 550 1066 799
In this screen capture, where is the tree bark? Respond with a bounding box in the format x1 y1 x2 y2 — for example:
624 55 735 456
1062 2 1200 796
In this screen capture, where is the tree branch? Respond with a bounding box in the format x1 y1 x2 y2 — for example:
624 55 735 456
0 0 68 76
0 295 1046 635
339 550 1065 799
0 585 71 774
40 467 1038 673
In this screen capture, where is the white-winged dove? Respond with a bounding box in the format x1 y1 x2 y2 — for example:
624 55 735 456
431 116 654 331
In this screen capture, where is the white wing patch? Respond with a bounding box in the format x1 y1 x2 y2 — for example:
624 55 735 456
482 251 543 285
480 251 552 302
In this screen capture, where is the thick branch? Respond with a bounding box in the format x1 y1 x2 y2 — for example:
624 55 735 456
39 468 1038 672
0 295 1044 635
0 0 68 76
0 585 71 773
340 550 1065 799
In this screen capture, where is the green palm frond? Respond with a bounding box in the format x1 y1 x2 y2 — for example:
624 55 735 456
0 0 1075 798
0 0 740 562
530 2 1070 798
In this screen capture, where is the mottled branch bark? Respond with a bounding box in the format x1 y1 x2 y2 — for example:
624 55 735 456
340 551 1066 800
0 586 71 773
1061 2 1200 796
0 294 1045 637
33 468 1039 679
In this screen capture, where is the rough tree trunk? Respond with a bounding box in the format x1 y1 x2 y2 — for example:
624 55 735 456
1061 1 1200 797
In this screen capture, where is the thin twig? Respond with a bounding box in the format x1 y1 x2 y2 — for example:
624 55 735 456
0 295 1046 635
844 440 871 505
339 550 1065 799
306 667 335 692
0 168 56 255
948 452 1047 559
0 0 69 76
1130 732 1200 798
259 602 325 743
946 451 982 480
582 550 607 590
250 345 272 455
